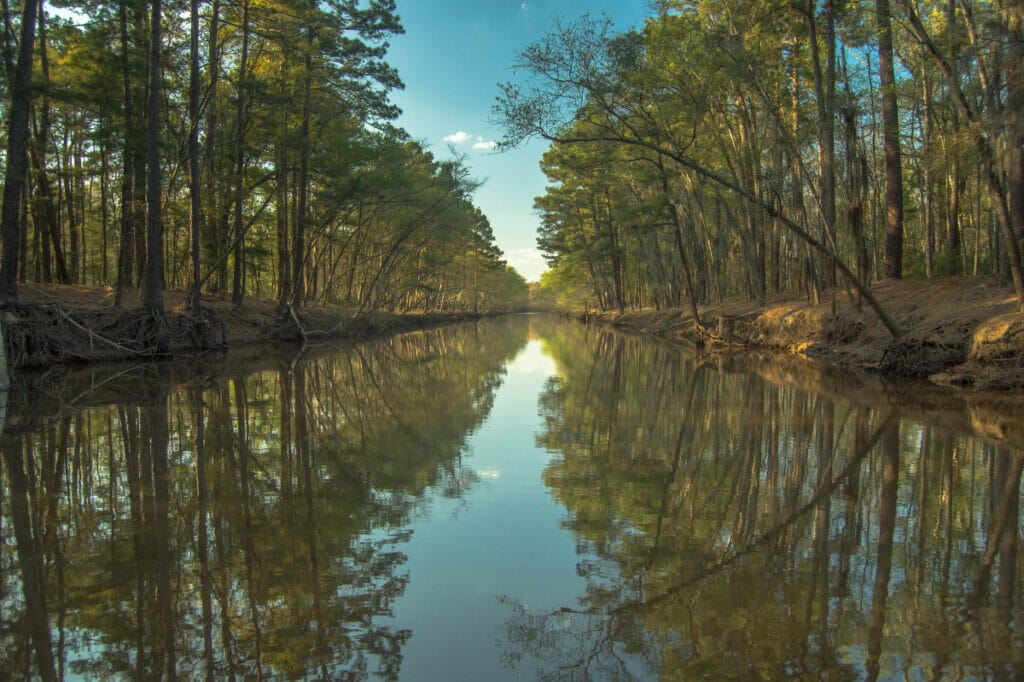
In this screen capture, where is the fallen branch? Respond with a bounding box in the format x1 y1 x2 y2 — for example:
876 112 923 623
287 304 308 345
52 305 137 355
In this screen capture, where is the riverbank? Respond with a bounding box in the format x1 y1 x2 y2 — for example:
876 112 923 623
0 283 487 370
577 276 1024 391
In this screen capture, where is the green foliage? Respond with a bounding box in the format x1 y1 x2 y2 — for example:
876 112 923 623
0 0 527 311
496 1 1018 312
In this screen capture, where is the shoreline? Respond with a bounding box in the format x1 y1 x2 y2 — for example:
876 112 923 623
569 276 1024 392
0 283 492 372
3 277 1023 394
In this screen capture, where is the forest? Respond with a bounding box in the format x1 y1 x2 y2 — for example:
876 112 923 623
0 0 529 321
498 0 1023 326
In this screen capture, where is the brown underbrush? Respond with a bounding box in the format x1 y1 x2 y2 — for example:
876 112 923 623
1 283 485 370
581 276 1024 391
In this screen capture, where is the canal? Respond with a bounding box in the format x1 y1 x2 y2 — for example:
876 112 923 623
1 315 1022 679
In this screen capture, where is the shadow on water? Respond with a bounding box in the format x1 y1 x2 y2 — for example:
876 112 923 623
2 315 1023 680
501 320 1023 680
0 318 529 680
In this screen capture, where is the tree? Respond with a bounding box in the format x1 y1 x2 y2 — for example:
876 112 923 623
876 0 904 278
187 0 201 310
0 0 524 318
897 0 1024 307
496 13 904 337
0 0 40 300
142 0 163 315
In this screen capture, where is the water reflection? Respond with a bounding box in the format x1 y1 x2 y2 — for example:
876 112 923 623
0 319 528 680
2 317 1023 680
506 320 1024 679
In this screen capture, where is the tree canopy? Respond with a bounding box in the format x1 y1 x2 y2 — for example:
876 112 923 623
498 2 1024 320
0 0 529 315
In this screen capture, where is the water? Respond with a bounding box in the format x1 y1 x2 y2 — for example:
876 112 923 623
1 315 1022 680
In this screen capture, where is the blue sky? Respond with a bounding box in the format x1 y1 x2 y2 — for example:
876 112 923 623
385 0 649 282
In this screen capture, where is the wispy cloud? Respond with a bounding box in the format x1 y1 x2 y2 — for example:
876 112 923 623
443 131 471 144
473 139 498 150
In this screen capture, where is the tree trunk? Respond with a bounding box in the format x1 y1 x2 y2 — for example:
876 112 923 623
63 128 80 283
115 0 137 305
0 0 40 299
291 48 312 310
947 154 963 259
231 0 250 307
877 0 904 279
202 0 222 294
31 7 72 286
1 0 14 81
807 0 838 288
28 145 70 284
99 141 110 282
187 0 201 310
142 0 164 313
1002 1 1024 273
657 161 702 326
275 139 290 305
921 63 935 276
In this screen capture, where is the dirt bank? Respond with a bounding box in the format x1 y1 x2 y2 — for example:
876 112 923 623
579 276 1024 391
0 283 486 370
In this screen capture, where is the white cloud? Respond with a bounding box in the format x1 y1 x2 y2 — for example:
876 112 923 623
507 340 558 377
444 131 498 151
443 131 471 144
506 247 548 282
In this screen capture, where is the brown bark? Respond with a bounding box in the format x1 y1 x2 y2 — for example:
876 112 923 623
806 0 838 288
28 145 70 284
0 0 41 299
115 0 137 305
231 0 250 307
275 140 291 305
291 48 312 310
877 0 904 279
143 0 164 313
187 0 201 310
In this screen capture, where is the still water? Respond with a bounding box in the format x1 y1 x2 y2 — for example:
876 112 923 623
1 315 1022 680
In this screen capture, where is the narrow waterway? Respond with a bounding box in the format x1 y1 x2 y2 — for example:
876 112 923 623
1 315 1021 679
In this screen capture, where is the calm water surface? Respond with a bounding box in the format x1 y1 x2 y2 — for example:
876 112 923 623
1 315 1022 680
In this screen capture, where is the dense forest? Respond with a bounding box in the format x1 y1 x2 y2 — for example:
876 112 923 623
498 0 1023 327
0 0 529 318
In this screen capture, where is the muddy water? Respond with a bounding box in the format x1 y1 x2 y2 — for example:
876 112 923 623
1 315 1021 680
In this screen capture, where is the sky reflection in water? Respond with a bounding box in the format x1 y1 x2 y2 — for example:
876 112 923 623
1 316 1022 680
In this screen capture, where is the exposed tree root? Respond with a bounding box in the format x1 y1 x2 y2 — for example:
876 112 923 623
1 302 227 368
573 277 1024 391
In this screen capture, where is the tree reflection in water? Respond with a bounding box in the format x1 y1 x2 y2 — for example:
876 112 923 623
2 317 1022 680
0 319 528 679
504 321 1023 680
